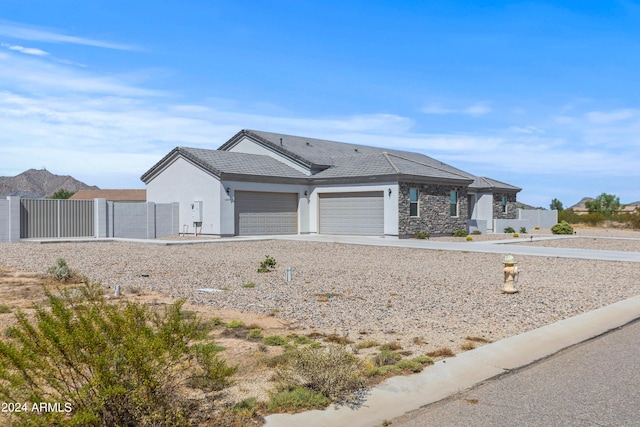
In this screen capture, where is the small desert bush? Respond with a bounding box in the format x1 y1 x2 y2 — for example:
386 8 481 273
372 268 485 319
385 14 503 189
248 328 263 339
0 281 236 427
263 335 289 346
452 229 468 237
46 257 81 282
242 282 257 288
551 220 574 235
414 231 430 239
374 349 402 367
227 319 245 328
466 236 473 241
379 341 402 351
503 226 516 234
0 304 11 314
471 230 482 235
519 227 528 234
257 255 277 273
274 344 367 403
267 386 329 413
513 233 519 238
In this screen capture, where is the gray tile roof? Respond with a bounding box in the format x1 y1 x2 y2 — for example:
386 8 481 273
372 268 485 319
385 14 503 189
222 129 477 182
469 176 521 192
141 147 307 183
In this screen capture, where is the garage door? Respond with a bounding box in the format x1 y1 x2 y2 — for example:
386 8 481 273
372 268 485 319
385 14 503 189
235 191 298 235
319 192 384 235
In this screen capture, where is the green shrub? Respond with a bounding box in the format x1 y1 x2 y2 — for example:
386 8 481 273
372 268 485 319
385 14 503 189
267 386 329 413
275 344 367 403
374 349 402 367
248 328 263 339
263 335 289 346
503 226 516 234
551 221 574 235
227 319 245 328
0 281 236 427
46 257 74 282
242 282 257 288
519 227 527 234
0 304 11 314
471 230 482 235
414 231 430 239
258 255 277 273
465 236 473 241
513 233 519 238
452 229 468 237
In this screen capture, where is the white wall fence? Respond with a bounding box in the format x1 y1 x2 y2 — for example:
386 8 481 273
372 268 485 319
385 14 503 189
0 197 179 242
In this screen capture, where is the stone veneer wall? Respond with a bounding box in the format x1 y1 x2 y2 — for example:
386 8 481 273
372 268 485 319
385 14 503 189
493 192 518 220
398 182 468 236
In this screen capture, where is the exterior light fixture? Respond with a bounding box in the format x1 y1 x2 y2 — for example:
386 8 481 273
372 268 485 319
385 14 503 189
304 190 308 197
388 188 392 196
226 187 230 195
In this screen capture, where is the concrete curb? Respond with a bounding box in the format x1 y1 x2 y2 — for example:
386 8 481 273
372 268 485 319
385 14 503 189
264 294 640 427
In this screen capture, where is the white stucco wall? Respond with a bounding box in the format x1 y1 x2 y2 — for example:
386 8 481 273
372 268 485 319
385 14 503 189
308 182 399 236
227 137 311 175
146 157 221 235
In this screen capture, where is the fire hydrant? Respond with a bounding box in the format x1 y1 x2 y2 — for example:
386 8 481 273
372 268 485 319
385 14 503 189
502 254 519 294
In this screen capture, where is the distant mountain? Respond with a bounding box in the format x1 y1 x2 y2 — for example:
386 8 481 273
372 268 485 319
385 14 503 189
0 169 99 198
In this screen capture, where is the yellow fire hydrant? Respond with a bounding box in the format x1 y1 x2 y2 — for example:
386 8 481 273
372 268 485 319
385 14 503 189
502 254 519 294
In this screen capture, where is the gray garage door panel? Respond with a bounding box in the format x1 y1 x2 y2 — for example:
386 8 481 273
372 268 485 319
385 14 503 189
235 191 298 235
319 192 384 235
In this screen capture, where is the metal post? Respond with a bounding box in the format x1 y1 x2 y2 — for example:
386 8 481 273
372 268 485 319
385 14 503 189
285 266 292 282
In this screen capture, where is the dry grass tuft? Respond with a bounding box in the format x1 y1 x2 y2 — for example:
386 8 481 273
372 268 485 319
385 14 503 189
425 347 455 358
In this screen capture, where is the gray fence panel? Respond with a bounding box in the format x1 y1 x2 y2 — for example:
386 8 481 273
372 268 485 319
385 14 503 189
155 203 177 238
20 199 94 238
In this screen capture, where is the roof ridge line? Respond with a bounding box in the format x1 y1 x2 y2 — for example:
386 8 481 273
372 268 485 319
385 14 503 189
382 152 401 174
385 152 472 180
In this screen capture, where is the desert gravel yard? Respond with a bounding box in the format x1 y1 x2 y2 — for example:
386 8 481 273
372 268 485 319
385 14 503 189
1 236 639 354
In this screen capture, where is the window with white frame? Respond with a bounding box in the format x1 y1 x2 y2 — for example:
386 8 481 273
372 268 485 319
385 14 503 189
450 190 458 216
409 188 419 217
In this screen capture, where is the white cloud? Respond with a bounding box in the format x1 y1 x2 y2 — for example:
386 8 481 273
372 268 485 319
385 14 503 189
1 43 49 56
0 21 137 51
585 109 636 124
422 102 492 116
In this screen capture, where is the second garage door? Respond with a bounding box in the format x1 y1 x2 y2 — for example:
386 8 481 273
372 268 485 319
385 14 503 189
235 191 298 235
319 191 384 235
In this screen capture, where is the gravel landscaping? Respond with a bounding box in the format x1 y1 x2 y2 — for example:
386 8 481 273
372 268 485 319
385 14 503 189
1 233 639 355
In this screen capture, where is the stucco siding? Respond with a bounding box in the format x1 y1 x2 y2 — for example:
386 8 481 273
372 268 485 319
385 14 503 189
146 157 221 235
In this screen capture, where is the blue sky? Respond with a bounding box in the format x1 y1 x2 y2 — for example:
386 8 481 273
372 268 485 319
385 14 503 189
1 1 639 208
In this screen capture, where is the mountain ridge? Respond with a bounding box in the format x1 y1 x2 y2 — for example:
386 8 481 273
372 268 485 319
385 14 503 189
0 169 99 198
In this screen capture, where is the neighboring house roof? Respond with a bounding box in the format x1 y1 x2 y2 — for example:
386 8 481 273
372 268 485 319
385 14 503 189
2 191 44 199
141 147 307 184
70 189 147 201
469 176 521 192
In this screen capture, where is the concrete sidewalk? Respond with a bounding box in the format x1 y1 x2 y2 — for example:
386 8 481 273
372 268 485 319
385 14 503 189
264 294 640 427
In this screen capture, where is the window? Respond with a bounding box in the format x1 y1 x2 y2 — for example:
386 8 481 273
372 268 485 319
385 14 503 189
502 196 508 213
409 188 419 216
450 190 458 216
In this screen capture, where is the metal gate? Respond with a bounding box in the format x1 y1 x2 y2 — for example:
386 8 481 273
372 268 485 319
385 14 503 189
20 199 94 238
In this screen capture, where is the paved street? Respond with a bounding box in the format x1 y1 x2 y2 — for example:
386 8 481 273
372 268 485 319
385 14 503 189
392 319 640 427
